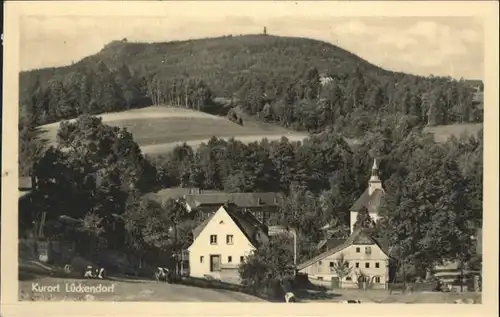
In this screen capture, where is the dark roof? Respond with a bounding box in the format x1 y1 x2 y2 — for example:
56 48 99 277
192 214 215 240
350 188 385 212
297 228 390 270
190 205 268 248
316 238 346 251
185 192 282 209
145 187 222 204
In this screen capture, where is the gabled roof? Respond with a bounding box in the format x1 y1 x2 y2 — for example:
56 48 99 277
190 205 268 249
184 192 282 209
316 238 345 252
350 188 385 212
297 228 390 271
192 213 215 240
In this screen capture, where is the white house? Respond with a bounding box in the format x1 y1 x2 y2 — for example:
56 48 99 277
349 159 385 233
297 228 390 290
187 204 269 283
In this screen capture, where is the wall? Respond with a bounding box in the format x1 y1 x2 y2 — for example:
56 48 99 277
299 244 389 289
188 207 255 279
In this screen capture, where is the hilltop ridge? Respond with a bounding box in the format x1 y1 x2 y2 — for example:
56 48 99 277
20 34 483 139
20 34 394 95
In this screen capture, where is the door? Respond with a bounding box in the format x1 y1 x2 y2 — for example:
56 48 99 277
331 277 340 289
210 255 221 272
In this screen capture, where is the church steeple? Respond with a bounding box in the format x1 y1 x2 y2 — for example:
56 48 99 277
368 158 382 195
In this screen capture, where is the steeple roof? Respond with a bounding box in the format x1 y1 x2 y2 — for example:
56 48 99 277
349 188 385 212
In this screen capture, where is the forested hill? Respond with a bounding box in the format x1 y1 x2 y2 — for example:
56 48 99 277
19 34 483 138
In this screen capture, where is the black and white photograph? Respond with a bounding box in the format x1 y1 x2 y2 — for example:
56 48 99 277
1 1 498 315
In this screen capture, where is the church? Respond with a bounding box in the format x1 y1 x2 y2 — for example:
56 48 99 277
349 159 386 233
316 158 386 253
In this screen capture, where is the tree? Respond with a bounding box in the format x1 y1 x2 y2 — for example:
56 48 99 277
353 206 375 230
331 253 353 288
77 212 105 258
239 233 294 297
18 121 48 177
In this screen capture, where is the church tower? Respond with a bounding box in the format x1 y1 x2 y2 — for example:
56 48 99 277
368 158 383 195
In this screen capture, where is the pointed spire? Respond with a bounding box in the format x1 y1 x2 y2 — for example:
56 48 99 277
370 158 380 179
369 158 382 195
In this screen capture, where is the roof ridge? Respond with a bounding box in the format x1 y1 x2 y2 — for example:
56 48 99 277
297 229 377 270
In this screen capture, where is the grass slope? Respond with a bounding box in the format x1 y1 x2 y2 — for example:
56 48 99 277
423 123 483 143
40 106 309 155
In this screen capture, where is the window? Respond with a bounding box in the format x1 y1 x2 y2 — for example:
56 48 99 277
318 277 324 281
355 262 359 268
226 234 234 244
375 262 380 268
356 247 360 253
329 262 335 272
318 261 323 265
228 256 232 263
374 276 381 283
210 235 217 244
365 247 372 255
240 256 244 263
200 256 204 263
346 276 352 281
365 262 370 268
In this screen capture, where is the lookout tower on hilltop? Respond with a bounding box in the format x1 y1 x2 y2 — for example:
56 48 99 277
263 26 267 35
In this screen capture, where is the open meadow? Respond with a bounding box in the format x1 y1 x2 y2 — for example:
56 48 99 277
39 106 309 155
423 123 483 143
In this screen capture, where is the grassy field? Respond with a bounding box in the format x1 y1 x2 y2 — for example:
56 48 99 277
19 274 481 303
19 276 266 302
423 123 483 143
39 106 309 155
299 288 481 304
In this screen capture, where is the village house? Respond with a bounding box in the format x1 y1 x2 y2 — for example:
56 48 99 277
297 228 390 290
183 192 282 226
349 159 385 233
431 227 482 292
146 188 282 227
187 204 269 283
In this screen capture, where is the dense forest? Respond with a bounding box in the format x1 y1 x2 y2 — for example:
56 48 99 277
19 34 483 286
22 114 483 280
20 35 483 138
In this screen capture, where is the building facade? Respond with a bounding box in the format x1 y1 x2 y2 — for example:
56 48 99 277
187 205 269 283
297 229 390 290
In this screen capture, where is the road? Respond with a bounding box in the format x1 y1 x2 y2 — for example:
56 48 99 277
19 276 266 302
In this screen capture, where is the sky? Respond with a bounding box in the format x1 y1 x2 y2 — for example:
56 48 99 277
19 12 484 79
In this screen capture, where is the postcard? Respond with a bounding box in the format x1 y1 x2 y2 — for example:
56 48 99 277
1 1 498 317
